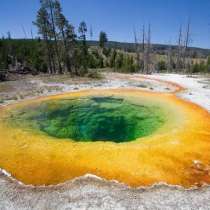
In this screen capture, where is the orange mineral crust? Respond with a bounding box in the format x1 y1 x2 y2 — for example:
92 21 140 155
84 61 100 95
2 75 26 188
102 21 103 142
0 89 210 187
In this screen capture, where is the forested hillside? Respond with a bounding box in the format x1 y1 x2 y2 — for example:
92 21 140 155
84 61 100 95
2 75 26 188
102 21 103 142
0 0 210 82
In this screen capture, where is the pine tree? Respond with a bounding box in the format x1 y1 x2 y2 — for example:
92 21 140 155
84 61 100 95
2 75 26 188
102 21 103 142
54 0 76 73
39 0 63 73
78 21 88 74
90 25 93 40
99 31 108 48
34 5 55 73
65 24 76 73
110 49 117 69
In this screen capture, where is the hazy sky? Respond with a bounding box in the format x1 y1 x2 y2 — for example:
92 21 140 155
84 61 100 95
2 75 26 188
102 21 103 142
1 0 210 48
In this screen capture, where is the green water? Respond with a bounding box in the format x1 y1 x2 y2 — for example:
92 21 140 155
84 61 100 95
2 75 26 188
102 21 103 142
8 97 166 143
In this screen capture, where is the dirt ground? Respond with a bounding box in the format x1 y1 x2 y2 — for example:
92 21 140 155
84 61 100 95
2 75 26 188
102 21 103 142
0 72 177 105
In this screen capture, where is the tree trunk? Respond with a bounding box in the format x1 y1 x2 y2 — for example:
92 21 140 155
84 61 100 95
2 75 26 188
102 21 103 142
61 29 72 73
144 24 151 74
183 19 190 72
176 26 183 72
48 0 63 74
133 28 140 71
142 25 145 72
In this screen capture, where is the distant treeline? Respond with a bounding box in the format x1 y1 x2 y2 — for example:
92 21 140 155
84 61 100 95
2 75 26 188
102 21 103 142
1 38 209 72
88 41 210 58
0 0 210 81
0 38 139 76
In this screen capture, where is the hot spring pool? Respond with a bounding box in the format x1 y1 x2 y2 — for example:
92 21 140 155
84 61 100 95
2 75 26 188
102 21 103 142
8 97 166 143
0 89 210 187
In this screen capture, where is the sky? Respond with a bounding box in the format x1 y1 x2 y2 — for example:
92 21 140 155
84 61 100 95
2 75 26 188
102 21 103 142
0 0 210 49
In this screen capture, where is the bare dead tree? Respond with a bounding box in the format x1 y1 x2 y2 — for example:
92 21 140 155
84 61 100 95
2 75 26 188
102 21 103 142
144 24 152 74
48 0 63 74
167 43 173 72
141 25 145 72
176 25 183 72
142 25 145 52
30 29 34 40
148 24 152 73
20 26 28 68
21 25 28 39
133 27 140 70
183 19 191 72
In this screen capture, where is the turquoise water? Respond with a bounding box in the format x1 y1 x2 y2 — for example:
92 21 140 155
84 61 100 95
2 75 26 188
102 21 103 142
8 97 166 143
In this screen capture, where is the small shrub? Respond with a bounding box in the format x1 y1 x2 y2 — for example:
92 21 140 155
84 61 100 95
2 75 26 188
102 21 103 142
86 69 102 79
